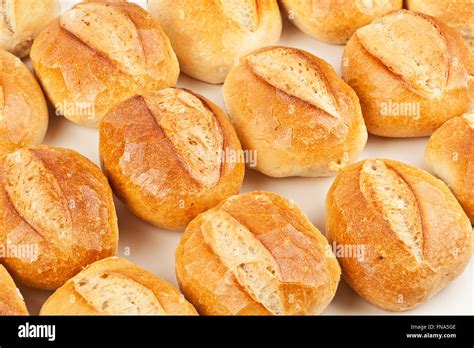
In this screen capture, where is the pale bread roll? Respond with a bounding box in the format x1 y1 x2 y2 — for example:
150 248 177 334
147 0 282 84
99 88 245 231
0 0 59 58
425 113 474 224
280 0 403 44
30 1 179 127
326 159 473 311
0 50 48 155
0 264 28 315
407 0 474 51
0 146 119 290
223 46 367 178
342 10 473 137
176 191 341 315
40 257 198 315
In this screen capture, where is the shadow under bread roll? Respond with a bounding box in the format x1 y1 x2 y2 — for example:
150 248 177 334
30 0 179 127
99 88 245 231
176 191 341 315
0 145 119 290
326 159 473 311
0 264 28 315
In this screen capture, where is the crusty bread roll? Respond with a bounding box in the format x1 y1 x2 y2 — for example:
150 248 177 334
147 0 282 84
326 159 473 311
176 191 341 315
425 113 474 224
223 46 368 178
0 50 48 155
40 257 198 315
99 88 245 231
0 264 28 315
342 10 473 137
0 145 119 290
280 0 403 44
0 0 59 58
407 0 474 51
30 1 179 127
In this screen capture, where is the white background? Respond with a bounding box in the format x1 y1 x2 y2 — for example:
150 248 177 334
18 0 473 315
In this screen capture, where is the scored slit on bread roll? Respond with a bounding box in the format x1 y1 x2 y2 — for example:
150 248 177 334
280 0 403 44
99 87 245 231
223 46 367 178
342 10 473 137
425 113 474 224
0 50 48 155
326 159 473 311
0 145 119 290
0 264 28 315
40 257 198 315
176 191 341 315
30 0 179 127
147 0 282 84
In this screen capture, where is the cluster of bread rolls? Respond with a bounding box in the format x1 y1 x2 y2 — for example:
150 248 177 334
0 0 472 316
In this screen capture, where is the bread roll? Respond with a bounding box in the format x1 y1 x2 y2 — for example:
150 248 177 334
342 10 473 137
407 0 474 51
0 50 48 155
40 257 198 315
30 1 179 127
0 264 28 315
326 159 473 311
223 46 367 178
425 113 474 224
280 0 403 44
99 88 244 231
0 145 118 290
176 191 341 315
147 0 282 84
0 0 59 58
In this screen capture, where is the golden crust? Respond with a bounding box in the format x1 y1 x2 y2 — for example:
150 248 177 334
40 257 198 315
99 88 245 231
326 159 473 311
30 1 179 127
176 191 341 315
0 264 28 315
0 145 118 290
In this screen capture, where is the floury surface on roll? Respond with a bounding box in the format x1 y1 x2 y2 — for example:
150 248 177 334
223 46 367 178
280 0 402 44
425 113 474 224
0 0 59 58
176 191 341 315
326 159 473 311
99 88 245 231
147 0 282 84
30 0 179 127
342 10 473 137
0 264 28 315
0 146 119 290
40 257 198 315
0 50 48 155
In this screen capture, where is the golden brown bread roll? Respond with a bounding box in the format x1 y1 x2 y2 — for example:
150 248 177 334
326 159 473 311
30 1 179 127
223 46 368 178
0 264 28 315
407 0 474 51
0 145 119 290
99 88 245 231
342 10 473 137
0 0 59 58
425 113 474 224
0 50 48 155
176 191 341 315
280 0 403 44
40 257 198 315
147 0 282 84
